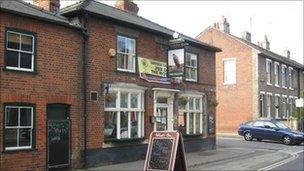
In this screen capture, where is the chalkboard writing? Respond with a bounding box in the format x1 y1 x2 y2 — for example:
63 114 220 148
148 139 173 170
144 131 187 171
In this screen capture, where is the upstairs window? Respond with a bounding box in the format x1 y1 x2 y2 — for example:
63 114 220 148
274 62 280 86
266 59 272 85
5 30 35 72
185 52 198 82
116 35 136 72
288 67 294 89
282 65 288 88
223 58 236 85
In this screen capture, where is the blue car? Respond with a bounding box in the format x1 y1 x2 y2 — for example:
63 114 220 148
238 120 304 145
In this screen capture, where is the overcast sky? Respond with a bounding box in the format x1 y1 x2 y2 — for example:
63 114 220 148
36 0 304 64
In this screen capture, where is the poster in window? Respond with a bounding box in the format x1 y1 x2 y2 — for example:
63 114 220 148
168 49 185 77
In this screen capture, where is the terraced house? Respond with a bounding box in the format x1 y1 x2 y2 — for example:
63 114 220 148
197 17 304 134
0 0 220 170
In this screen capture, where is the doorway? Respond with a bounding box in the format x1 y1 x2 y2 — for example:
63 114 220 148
47 104 70 169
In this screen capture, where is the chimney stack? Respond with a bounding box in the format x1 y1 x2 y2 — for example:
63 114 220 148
283 49 290 58
219 16 230 33
242 31 251 42
261 35 270 50
33 0 60 13
115 0 139 15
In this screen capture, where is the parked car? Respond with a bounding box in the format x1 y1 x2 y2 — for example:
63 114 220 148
238 120 304 145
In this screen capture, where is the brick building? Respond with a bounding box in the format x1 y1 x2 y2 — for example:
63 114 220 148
197 17 304 134
0 0 220 170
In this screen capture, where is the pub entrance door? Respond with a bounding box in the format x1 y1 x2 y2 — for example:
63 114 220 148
47 104 70 169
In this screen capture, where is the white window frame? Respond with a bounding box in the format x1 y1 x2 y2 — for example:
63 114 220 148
6 31 35 72
116 35 136 73
288 67 294 90
274 62 280 87
104 85 145 140
274 94 280 119
266 92 272 118
266 59 272 85
180 94 205 135
185 52 198 82
4 106 33 150
259 91 266 118
223 58 236 85
281 65 287 89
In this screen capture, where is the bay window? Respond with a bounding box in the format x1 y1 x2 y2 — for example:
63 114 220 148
116 35 136 72
5 30 35 72
4 105 34 150
104 85 145 140
185 52 198 82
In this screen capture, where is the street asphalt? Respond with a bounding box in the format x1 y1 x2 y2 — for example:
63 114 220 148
76 135 303 171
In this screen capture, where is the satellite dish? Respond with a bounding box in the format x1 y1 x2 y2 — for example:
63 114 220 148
173 32 179 39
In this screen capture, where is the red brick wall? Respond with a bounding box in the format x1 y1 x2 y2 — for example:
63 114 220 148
197 28 254 133
84 16 216 150
0 12 83 170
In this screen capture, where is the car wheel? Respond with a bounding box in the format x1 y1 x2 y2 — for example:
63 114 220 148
244 132 253 141
257 138 262 142
282 135 292 145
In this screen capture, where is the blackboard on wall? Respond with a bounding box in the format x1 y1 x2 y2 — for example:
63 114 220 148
144 131 187 171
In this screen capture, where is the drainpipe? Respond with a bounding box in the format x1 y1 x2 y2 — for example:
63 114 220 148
82 12 89 168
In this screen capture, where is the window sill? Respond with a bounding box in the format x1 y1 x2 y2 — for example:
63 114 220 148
289 88 294 90
115 69 137 76
3 67 37 75
282 87 287 89
267 83 272 86
223 82 236 85
275 84 280 87
104 137 145 143
2 148 37 154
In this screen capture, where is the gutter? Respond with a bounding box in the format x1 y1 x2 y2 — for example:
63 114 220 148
81 12 89 168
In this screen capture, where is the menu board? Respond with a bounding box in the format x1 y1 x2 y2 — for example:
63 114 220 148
144 131 187 171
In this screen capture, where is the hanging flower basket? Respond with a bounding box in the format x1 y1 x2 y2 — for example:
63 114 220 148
105 93 116 102
179 97 188 106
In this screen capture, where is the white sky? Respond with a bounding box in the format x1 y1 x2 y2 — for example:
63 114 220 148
30 0 304 64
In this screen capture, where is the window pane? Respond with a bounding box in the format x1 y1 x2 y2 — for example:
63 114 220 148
190 69 197 80
189 98 194 110
185 53 191 66
185 68 190 79
195 114 200 133
6 108 18 126
130 112 138 138
189 113 194 134
6 51 19 68
131 94 138 108
117 53 126 70
127 55 135 71
20 108 32 126
104 112 117 139
5 129 18 148
190 57 197 67
105 92 116 108
7 32 20 49
21 35 33 52
20 53 32 69
195 98 200 110
19 128 31 147
120 112 129 139
117 36 125 53
120 92 128 108
126 39 135 54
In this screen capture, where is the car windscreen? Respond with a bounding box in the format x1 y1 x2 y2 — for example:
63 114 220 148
275 122 289 129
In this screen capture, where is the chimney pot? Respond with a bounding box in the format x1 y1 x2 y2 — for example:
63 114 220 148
33 0 60 13
283 50 290 58
115 0 139 15
242 31 251 42
261 35 270 50
218 16 230 33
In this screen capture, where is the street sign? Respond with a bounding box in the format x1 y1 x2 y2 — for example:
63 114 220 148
295 98 304 107
144 131 187 171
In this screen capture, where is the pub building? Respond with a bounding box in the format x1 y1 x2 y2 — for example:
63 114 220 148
0 0 220 170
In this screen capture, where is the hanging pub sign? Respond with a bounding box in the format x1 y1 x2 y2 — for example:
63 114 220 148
144 131 187 171
168 48 185 77
138 57 171 84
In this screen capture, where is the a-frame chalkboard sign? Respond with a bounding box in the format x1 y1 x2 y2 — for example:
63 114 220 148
144 131 187 171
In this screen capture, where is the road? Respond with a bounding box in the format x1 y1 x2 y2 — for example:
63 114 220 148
217 136 304 171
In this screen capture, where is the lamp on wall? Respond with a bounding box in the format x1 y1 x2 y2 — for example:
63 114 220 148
108 48 116 57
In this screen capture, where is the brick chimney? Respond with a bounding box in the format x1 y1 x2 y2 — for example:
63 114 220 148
115 0 139 15
261 35 270 50
242 31 251 42
33 0 60 13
